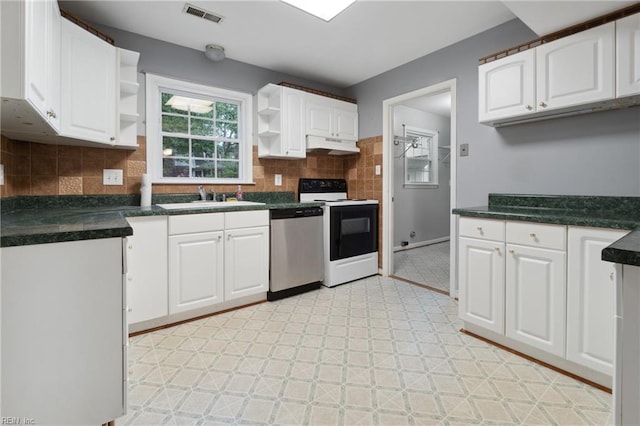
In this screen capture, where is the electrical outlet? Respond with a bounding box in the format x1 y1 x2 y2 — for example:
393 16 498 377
460 143 469 157
274 174 282 186
375 165 381 175
103 169 123 185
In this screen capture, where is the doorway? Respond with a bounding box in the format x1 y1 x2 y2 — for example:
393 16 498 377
381 79 457 297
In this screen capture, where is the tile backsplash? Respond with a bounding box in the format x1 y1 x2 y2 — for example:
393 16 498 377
0 134 383 202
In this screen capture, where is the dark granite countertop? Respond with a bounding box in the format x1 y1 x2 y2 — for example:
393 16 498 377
1 192 322 248
453 194 640 267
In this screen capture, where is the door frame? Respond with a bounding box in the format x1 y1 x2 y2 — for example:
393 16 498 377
381 79 458 297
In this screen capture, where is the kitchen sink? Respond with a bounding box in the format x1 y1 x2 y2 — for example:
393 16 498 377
157 201 266 210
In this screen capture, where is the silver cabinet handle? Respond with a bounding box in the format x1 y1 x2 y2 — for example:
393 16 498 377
525 105 533 111
539 102 547 108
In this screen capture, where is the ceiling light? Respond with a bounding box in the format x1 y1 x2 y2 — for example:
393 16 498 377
165 95 214 113
281 0 356 22
204 44 225 62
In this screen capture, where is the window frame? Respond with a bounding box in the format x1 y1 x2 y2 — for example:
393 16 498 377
403 126 439 188
146 73 253 184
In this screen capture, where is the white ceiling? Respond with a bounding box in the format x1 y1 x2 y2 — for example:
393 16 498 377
59 0 634 89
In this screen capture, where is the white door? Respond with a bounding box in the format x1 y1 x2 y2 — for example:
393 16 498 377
224 226 269 301
61 19 116 144
506 244 566 357
126 216 168 325
536 22 615 111
616 13 640 98
567 227 628 375
169 231 224 314
282 87 306 158
478 49 535 122
306 98 333 138
458 237 505 334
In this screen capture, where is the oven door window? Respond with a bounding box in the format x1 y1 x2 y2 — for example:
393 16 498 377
330 205 378 261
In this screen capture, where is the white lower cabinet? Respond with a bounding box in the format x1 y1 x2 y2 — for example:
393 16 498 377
505 244 566 357
126 216 168 324
167 210 269 317
224 226 269 301
458 237 505 334
567 226 628 375
169 231 224 314
458 217 626 385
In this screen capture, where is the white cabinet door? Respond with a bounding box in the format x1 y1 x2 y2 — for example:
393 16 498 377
616 13 640 98
224 226 269 301
334 105 358 140
567 227 628 375
126 216 168 325
282 87 306 158
169 231 224 314
478 49 535 122
505 244 566 357
306 98 333 138
536 22 615 111
61 18 116 144
458 237 505 334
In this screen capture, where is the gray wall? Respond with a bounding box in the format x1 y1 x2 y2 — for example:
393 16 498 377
347 19 640 207
393 106 450 246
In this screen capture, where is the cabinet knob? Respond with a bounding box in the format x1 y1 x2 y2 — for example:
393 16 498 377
610 272 615 281
539 102 547 108
509 249 515 254
218 236 222 241
477 226 483 233
495 247 501 254
127 307 132 312
110 136 116 141
128 244 133 249
529 232 537 238
525 105 533 111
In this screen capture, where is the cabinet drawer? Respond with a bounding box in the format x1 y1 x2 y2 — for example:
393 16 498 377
506 221 566 250
168 213 224 235
225 210 269 230
459 217 504 241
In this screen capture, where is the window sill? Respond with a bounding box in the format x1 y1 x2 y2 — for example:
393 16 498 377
403 183 439 189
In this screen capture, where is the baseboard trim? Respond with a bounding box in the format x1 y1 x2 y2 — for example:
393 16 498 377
394 236 449 252
391 274 450 296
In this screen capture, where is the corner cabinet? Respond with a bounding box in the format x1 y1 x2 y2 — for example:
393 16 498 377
616 13 640 98
256 84 306 159
60 18 117 144
1 0 61 135
567 226 628 376
126 216 168 324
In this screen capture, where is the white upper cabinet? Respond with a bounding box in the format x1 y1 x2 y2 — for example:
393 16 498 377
306 93 358 141
60 18 117 145
616 13 640 98
256 84 306 159
536 22 615 112
478 49 535 122
1 0 61 133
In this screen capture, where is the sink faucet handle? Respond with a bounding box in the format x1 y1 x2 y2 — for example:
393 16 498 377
210 188 217 201
197 185 207 200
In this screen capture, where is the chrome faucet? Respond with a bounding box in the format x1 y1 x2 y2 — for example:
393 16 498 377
197 185 207 201
210 188 217 202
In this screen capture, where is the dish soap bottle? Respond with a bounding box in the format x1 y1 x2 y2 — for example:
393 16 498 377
236 185 243 201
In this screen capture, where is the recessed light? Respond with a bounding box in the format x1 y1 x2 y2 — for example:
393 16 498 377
281 0 356 22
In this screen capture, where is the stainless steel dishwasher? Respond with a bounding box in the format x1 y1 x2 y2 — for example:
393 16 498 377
268 206 324 301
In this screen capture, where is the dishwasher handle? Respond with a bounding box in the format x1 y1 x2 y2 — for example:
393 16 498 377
271 207 323 220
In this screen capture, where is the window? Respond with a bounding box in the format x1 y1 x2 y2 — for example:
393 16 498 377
403 127 438 187
146 74 253 184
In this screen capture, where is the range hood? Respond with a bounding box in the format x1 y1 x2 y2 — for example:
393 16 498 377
306 135 360 155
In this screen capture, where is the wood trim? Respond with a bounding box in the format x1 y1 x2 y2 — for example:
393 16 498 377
279 82 357 104
60 9 115 45
480 2 640 64
460 328 612 394
391 274 450 296
128 300 267 337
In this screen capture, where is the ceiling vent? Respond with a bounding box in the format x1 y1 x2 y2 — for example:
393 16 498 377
183 3 224 23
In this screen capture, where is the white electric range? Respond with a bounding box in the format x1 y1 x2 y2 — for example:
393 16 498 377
299 178 379 287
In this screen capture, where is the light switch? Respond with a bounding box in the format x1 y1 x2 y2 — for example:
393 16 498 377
103 169 124 185
274 174 282 186
375 165 381 175
460 144 469 157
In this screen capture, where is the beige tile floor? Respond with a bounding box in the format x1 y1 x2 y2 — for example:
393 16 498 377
394 242 450 293
120 276 612 425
